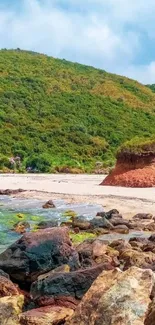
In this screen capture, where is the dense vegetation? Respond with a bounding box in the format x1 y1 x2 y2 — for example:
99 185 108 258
0 49 155 172
117 136 155 158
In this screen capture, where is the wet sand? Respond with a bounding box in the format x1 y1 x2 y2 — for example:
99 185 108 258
0 174 155 218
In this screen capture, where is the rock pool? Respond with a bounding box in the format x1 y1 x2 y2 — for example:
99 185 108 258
0 195 104 253
0 195 152 254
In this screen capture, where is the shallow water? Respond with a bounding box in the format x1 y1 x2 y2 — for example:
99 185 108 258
0 195 104 253
0 195 152 254
99 231 152 242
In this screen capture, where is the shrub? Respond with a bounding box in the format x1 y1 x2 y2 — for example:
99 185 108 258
26 154 51 172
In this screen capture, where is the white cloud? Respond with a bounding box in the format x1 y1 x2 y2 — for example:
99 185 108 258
0 0 155 83
119 62 155 85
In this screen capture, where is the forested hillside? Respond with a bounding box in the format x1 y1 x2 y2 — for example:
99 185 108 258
0 49 155 172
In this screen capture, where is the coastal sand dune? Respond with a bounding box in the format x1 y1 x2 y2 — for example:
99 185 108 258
0 174 155 218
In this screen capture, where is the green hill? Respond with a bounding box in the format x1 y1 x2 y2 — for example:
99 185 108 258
0 49 155 172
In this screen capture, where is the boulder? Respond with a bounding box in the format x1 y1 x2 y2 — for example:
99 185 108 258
31 264 109 309
77 239 118 268
129 240 144 250
0 276 19 297
120 249 155 270
143 222 155 232
106 209 120 219
90 217 114 229
0 295 24 325
0 227 80 283
20 306 73 325
143 242 155 252
129 237 149 245
149 234 155 242
113 224 129 234
145 300 155 325
37 221 59 229
110 239 132 253
72 217 91 230
66 267 155 325
42 200 55 209
110 218 129 227
133 213 153 220
96 209 120 220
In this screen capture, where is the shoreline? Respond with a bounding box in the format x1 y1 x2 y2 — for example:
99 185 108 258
0 174 154 218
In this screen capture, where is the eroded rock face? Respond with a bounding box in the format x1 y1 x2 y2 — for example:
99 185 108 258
0 295 24 325
31 264 107 309
66 267 155 325
0 227 80 283
20 306 73 325
101 154 155 187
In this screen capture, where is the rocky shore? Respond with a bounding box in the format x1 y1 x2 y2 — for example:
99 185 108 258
1 203 155 324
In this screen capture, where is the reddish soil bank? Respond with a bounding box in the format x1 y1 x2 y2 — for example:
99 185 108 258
101 155 155 188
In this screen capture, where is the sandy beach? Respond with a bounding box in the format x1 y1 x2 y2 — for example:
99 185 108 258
0 174 155 218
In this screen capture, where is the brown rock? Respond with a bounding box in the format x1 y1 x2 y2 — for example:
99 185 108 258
145 299 155 325
143 242 155 252
92 240 107 258
0 276 19 297
120 249 155 270
133 213 153 220
111 218 129 227
77 238 118 268
110 239 132 253
143 222 155 231
20 306 73 325
0 295 24 325
0 189 24 195
42 200 55 209
113 224 129 234
129 237 149 245
66 267 155 325
72 218 91 230
149 234 155 242
129 240 143 250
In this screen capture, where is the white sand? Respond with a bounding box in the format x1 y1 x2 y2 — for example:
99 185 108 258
0 174 155 218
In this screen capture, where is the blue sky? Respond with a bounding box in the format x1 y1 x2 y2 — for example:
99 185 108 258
1 0 155 83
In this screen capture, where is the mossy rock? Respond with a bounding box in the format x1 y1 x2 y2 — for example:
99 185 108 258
16 213 26 220
63 210 77 218
70 232 96 244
